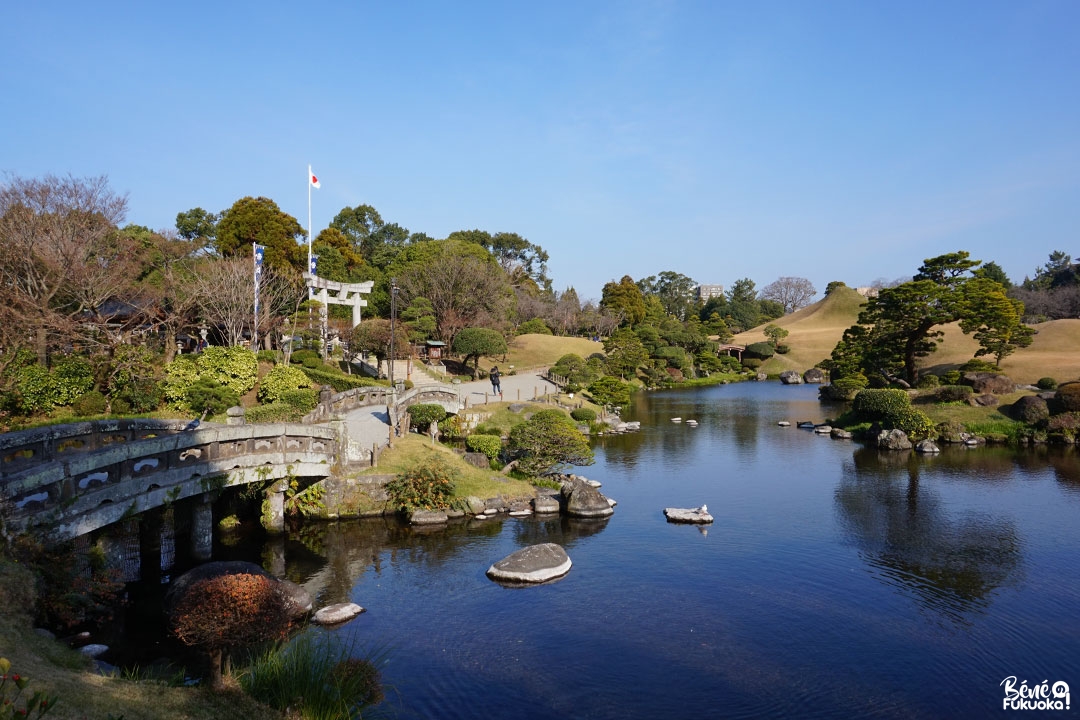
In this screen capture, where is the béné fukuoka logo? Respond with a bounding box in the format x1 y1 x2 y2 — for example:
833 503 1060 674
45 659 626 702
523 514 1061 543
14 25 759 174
1001 676 1070 711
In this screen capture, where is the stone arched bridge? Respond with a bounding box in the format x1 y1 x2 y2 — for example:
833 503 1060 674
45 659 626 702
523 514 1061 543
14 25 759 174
0 384 470 545
0 419 341 544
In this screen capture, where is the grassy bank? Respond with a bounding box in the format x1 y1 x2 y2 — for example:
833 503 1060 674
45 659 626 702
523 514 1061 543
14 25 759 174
0 561 280 720
356 433 535 501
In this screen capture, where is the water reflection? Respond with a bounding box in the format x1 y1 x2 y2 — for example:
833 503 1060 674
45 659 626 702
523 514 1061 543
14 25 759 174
836 448 1022 623
271 515 613 608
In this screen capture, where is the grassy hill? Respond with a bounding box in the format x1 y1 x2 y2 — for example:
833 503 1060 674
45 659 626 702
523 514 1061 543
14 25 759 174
497 334 604 371
734 286 1080 385
734 286 867 377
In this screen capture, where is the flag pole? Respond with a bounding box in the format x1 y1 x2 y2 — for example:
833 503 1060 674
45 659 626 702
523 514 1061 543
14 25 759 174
307 164 313 300
253 241 258 350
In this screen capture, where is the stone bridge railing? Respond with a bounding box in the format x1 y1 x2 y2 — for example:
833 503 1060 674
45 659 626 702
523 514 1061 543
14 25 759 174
1 421 340 543
301 385 394 424
387 384 463 426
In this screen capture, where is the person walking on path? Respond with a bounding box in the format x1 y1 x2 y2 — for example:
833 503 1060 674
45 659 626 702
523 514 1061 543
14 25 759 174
489 366 502 397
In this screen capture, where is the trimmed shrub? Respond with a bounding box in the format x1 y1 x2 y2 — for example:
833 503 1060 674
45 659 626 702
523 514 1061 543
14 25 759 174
114 377 163 413
516 318 552 335
407 403 447 431
51 355 95 405
1055 383 1080 413
916 374 940 389
473 423 502 436
301 367 382 392
258 365 312 403
164 354 200 410
942 370 962 385
185 379 240 416
853 388 911 419
530 408 575 425
72 390 108 417
197 346 258 396
466 434 502 460
279 388 319 413
774 344 791 354
1036 377 1058 391
570 408 597 423
290 349 319 366
245 402 305 423
385 458 458 510
587 377 632 407
932 385 974 403
744 342 775 360
741 357 763 370
884 406 936 441
820 376 866 401
256 350 279 364
959 358 998 372
1047 412 1080 432
15 364 60 414
1010 395 1049 424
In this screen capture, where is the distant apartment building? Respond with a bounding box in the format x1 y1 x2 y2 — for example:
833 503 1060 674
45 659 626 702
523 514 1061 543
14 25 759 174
696 284 724 301
855 286 880 298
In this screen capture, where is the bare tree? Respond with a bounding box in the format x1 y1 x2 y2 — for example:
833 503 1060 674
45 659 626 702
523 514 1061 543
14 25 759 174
0 174 129 361
190 257 305 348
760 276 817 314
552 288 582 335
398 249 512 342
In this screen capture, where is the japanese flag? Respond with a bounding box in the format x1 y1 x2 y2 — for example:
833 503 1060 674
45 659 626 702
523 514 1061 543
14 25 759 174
309 166 321 189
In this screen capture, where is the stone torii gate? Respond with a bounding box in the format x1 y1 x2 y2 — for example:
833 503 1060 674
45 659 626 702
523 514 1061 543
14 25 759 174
304 274 374 328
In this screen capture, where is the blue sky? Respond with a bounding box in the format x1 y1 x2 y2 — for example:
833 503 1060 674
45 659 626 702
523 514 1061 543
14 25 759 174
2 1 1077 301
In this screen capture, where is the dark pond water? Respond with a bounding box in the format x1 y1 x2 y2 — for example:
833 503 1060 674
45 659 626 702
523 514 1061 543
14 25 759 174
134 382 1080 718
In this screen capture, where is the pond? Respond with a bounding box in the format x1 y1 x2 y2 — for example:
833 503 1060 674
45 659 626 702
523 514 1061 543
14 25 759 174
130 382 1080 718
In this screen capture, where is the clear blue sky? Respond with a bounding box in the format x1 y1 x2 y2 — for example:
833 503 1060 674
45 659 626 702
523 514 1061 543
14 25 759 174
3 1 1077 301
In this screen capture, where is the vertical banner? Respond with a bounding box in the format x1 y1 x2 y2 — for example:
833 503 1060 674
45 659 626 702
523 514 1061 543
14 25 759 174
310 254 318 276
254 243 265 349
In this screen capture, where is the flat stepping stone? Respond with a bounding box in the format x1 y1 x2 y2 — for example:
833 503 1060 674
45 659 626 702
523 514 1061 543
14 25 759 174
313 602 365 625
664 506 714 524
486 543 572 584
409 509 448 525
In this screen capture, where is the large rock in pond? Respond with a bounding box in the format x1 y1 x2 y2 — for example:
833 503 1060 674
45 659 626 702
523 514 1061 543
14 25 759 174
562 478 614 518
962 372 1015 395
664 506 713 524
486 543 572 584
779 370 803 385
876 429 913 451
803 368 826 384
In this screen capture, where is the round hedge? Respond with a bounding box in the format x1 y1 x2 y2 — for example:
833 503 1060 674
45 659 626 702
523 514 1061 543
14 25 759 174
1055 383 1080 413
406 403 447 430
744 342 775 359
853 388 911 419
1010 395 1049 424
570 408 597 423
1036 377 1058 390
884 406 935 441
466 434 502 459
